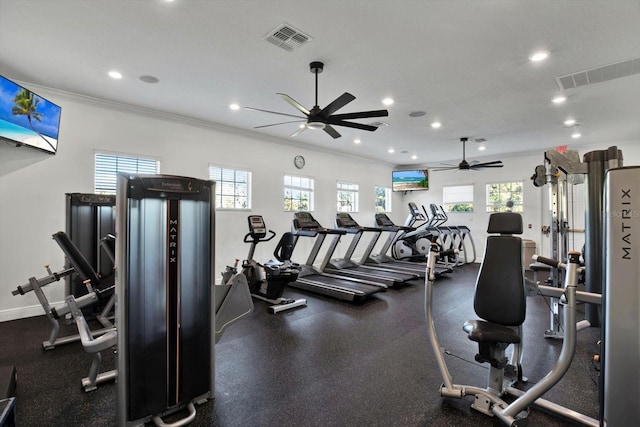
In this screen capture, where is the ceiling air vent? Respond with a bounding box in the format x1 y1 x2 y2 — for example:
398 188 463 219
264 23 312 52
557 57 640 90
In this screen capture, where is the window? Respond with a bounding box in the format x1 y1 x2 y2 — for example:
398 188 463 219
375 186 392 213
284 174 314 212
486 181 524 212
443 184 474 212
209 165 251 209
95 152 159 194
337 181 359 212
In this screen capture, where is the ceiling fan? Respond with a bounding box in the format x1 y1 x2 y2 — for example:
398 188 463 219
245 61 389 139
431 137 504 171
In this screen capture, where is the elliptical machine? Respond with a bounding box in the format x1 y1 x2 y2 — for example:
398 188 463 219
242 215 307 314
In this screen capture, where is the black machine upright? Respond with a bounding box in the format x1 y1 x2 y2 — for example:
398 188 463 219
115 174 253 426
65 193 116 306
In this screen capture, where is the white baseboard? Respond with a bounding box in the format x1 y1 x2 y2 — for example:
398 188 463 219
0 302 59 322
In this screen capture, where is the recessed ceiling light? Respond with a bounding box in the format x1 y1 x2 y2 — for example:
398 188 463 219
529 51 549 62
140 75 159 84
388 148 395 154
108 70 123 79
299 124 306 129
431 121 441 129
478 146 486 151
552 96 566 104
229 103 240 110
411 155 417 160
354 139 361 144
382 98 394 106
563 118 576 126
571 132 581 139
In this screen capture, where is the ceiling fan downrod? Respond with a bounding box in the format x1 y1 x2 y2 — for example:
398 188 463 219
310 61 324 108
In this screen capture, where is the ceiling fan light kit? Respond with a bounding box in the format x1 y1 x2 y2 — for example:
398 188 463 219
306 121 326 130
246 61 389 139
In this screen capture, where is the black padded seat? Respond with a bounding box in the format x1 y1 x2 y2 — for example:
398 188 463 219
52 231 102 286
463 320 521 344
464 212 526 369
52 231 115 291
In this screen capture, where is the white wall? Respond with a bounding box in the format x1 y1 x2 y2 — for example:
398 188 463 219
401 141 640 263
2 84 638 322
0 86 401 321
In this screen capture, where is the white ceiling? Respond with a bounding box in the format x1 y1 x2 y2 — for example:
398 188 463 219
1 0 639 166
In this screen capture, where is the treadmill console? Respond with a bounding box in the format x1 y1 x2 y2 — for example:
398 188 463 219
335 212 358 229
247 215 267 238
375 213 395 227
408 202 426 220
293 212 323 231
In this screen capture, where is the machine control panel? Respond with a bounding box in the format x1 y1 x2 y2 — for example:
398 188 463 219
247 215 267 238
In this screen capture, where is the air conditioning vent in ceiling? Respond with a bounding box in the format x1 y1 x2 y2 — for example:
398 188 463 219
557 57 640 90
264 23 312 52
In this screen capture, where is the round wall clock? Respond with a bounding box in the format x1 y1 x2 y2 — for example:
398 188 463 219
294 155 306 169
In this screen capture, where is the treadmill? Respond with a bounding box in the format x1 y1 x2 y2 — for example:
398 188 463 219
326 212 420 286
289 212 387 302
362 213 452 276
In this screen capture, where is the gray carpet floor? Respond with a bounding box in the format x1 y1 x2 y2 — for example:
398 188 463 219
0 264 601 426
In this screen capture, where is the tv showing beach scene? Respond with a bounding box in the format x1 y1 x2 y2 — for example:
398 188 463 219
392 169 429 192
0 75 61 154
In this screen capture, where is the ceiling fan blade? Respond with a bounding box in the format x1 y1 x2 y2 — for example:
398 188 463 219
326 119 379 132
244 106 306 120
472 160 504 167
323 125 341 139
290 125 308 138
475 160 503 166
319 92 356 117
430 166 460 171
470 162 504 169
474 164 504 169
277 93 310 115
329 109 389 120
254 120 306 129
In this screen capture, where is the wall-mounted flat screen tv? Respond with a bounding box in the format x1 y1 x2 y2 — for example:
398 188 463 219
392 169 429 192
0 75 61 154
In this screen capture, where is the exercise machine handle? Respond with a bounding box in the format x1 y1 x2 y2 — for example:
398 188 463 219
243 229 276 243
152 402 197 427
532 254 560 269
439 248 458 259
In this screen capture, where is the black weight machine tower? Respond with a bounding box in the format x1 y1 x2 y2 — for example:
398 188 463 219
115 174 253 426
65 193 116 304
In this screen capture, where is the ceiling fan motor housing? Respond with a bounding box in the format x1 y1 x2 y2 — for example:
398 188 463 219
310 61 324 74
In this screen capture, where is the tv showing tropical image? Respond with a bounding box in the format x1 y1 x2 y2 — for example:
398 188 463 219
392 169 429 192
0 75 61 154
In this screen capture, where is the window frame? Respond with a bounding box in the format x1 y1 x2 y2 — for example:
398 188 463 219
94 151 160 194
486 181 524 212
442 184 474 213
337 181 359 213
375 186 392 213
284 173 315 212
208 164 252 210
